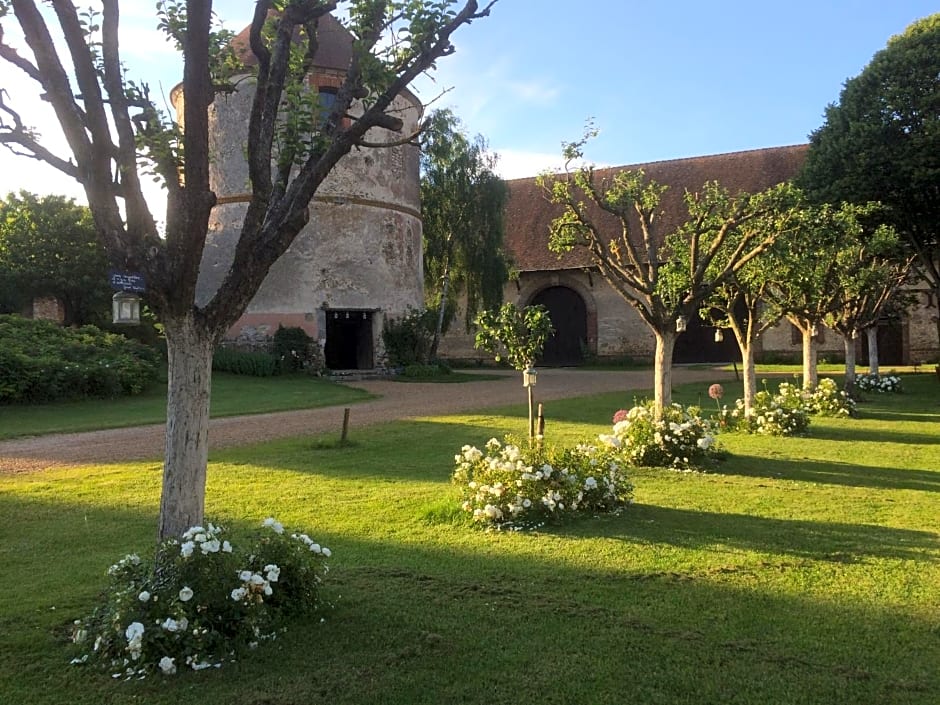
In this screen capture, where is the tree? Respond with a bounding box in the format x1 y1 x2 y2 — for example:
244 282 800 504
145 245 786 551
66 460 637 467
798 13 940 349
539 131 797 417
0 0 493 539
474 302 552 440
823 225 912 388
0 191 111 324
421 108 510 360
761 201 886 390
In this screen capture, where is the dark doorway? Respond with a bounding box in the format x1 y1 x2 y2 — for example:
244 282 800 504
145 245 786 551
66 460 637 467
324 310 374 369
673 305 743 364
858 319 904 366
531 286 587 366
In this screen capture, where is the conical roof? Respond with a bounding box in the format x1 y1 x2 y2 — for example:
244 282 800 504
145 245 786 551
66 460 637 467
230 12 353 72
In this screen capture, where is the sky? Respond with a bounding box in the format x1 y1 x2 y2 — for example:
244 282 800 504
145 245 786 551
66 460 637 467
0 0 936 209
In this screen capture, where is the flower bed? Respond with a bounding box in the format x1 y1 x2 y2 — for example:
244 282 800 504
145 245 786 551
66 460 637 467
70 519 330 678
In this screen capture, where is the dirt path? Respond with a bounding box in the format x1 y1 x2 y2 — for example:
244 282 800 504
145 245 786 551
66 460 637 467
0 367 732 473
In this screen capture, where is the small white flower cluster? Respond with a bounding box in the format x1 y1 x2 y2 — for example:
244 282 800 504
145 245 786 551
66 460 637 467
855 373 902 393
292 532 332 557
807 378 857 417
231 567 277 604
454 436 633 527
107 553 141 577
726 391 810 436
179 523 233 558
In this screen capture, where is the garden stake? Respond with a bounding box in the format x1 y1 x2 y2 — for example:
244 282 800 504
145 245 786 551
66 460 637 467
341 408 350 443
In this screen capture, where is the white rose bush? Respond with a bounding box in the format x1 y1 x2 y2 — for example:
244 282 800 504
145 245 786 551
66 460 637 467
855 373 903 393
600 402 718 470
453 436 634 528
717 378 857 436
70 519 331 678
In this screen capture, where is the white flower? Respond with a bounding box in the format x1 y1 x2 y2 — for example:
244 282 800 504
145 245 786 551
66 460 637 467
159 656 176 675
137 591 151 603
180 541 194 558
201 539 221 554
221 540 233 553
584 476 598 490
262 517 284 534
239 570 253 582
178 586 194 602
161 617 181 633
125 622 145 642
309 543 322 554
249 573 265 586
322 547 332 558
231 587 247 602
264 564 280 582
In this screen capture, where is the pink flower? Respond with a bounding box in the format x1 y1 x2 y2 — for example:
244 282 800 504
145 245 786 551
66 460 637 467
708 384 724 400
612 409 629 424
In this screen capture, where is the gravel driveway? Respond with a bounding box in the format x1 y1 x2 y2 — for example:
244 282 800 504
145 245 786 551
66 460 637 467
0 367 731 474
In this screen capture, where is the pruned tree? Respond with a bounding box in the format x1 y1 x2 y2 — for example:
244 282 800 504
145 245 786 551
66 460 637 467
798 13 940 349
0 0 494 539
0 190 111 324
761 200 892 390
823 224 912 388
539 130 798 416
421 108 510 360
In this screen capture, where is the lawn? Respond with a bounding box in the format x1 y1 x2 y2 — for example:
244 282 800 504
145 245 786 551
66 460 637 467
0 374 937 704
0 371 374 440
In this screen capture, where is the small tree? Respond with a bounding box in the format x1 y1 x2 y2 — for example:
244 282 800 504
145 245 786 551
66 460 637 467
421 109 510 359
474 302 553 440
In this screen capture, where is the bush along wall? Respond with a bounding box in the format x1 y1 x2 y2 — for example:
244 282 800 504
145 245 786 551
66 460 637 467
0 314 159 404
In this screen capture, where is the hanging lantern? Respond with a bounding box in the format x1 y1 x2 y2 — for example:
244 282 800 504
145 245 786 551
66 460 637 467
714 328 724 343
675 315 688 333
810 323 819 338
112 291 141 325
522 368 538 387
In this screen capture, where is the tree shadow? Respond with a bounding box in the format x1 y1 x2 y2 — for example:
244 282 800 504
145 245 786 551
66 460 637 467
556 503 938 562
711 453 940 493
799 423 939 446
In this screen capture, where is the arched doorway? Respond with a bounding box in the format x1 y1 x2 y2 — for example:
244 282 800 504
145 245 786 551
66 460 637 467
531 286 588 366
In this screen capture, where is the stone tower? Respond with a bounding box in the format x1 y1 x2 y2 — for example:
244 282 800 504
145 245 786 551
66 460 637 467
180 14 423 369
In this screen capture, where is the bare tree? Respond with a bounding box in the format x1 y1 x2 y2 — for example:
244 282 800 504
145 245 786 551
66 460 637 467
0 0 494 538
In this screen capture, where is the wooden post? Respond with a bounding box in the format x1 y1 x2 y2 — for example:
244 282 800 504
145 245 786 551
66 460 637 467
527 385 535 440
537 403 545 439
341 407 350 443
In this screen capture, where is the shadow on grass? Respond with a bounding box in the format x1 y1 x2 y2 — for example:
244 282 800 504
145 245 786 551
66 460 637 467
1 492 938 705
557 503 939 562
803 424 939 446
711 453 940 493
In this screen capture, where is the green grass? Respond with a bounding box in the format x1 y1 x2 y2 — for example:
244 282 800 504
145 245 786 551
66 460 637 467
0 375 938 704
0 371 374 439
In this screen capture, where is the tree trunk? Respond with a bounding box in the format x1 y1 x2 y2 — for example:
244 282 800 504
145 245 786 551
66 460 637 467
158 315 215 540
653 329 676 418
843 333 857 393
802 326 818 390
741 343 757 414
428 260 451 362
866 326 879 375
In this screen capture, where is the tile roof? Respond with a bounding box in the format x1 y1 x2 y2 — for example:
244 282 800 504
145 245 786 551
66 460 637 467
505 144 809 272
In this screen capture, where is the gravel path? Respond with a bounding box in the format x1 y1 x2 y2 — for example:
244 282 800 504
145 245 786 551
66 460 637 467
0 366 731 474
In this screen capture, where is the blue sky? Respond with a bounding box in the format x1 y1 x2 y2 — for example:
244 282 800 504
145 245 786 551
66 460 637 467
0 0 935 203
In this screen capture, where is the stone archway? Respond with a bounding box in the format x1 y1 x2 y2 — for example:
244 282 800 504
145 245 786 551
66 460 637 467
530 286 588 366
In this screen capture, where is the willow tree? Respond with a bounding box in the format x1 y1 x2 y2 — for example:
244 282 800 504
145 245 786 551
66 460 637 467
0 0 493 539
539 133 797 416
421 108 509 360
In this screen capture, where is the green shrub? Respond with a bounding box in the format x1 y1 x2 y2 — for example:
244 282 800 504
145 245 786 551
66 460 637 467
272 326 324 375
71 519 331 678
212 348 279 377
382 308 436 366
402 360 452 378
0 315 158 404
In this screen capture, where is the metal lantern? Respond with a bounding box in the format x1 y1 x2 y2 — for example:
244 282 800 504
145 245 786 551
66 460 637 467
714 328 724 343
522 368 538 387
112 291 141 325
675 315 688 333
810 323 819 338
